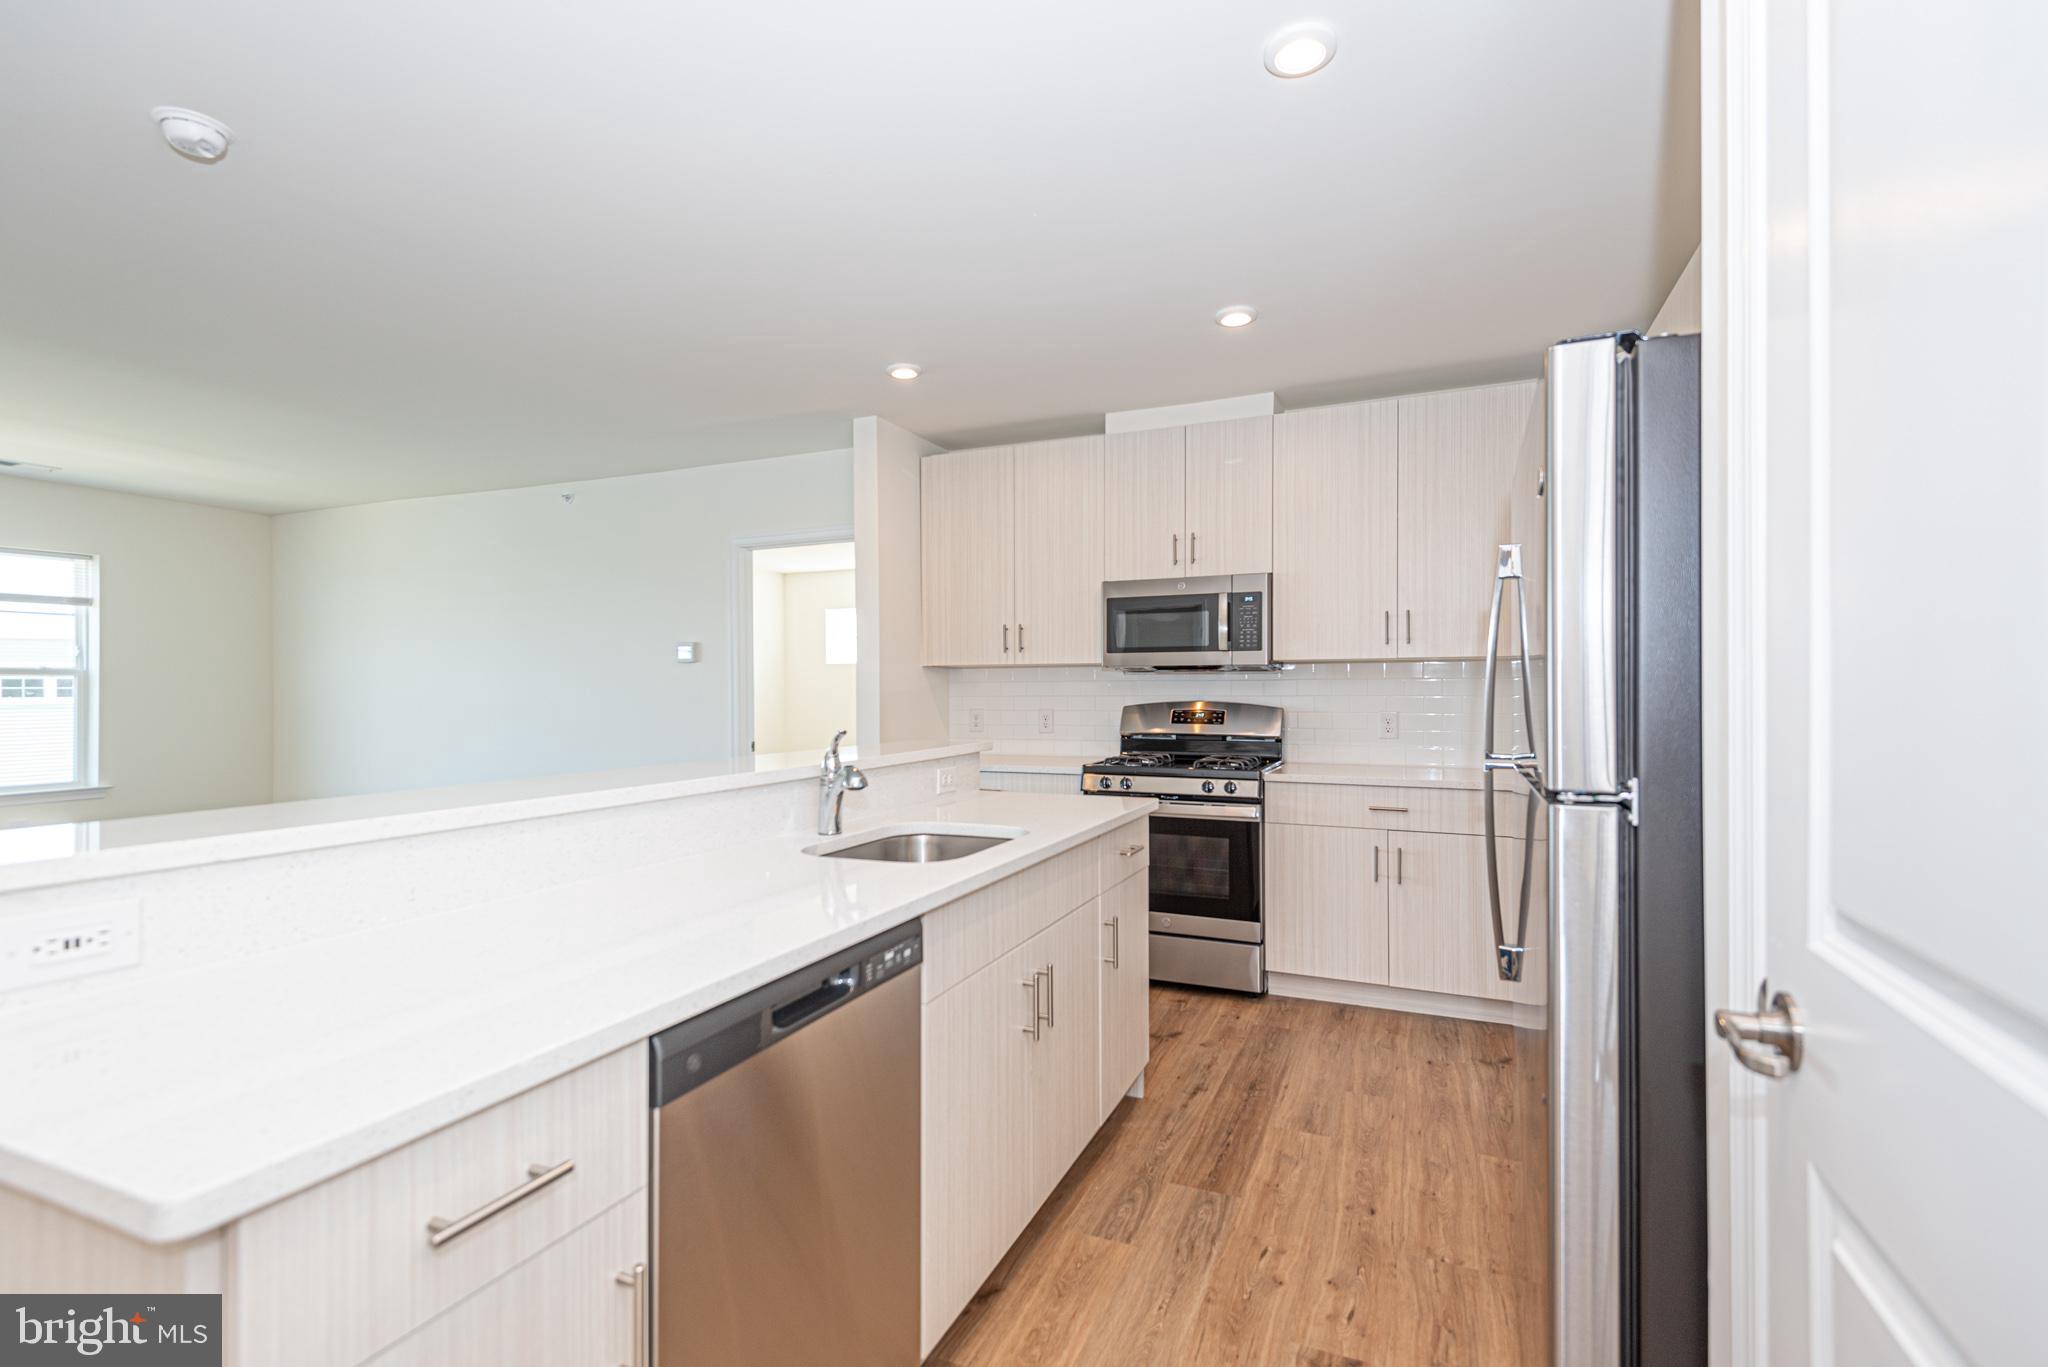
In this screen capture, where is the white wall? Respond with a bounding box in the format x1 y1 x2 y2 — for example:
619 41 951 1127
776 568 856 753
852 416 948 745
749 560 788 754
271 448 854 799
0 477 272 825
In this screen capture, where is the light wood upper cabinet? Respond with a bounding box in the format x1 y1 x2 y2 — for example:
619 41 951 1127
1102 427 1186 581
921 445 1016 666
1013 435 1104 664
1273 399 1399 660
1395 381 1539 658
1265 823 1391 984
1185 415 1273 574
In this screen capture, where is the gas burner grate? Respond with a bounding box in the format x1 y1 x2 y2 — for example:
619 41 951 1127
1111 752 1173 767
1189 755 1265 772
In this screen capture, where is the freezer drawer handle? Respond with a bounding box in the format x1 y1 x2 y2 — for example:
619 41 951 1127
426 1159 575 1247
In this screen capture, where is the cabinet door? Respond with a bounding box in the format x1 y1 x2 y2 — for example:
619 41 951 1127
921 445 1016 665
1097 873 1151 1121
1265 823 1390 984
1184 415 1273 574
1013 435 1105 664
1103 427 1186 581
1032 904 1104 1201
1273 399 1399 660
1396 381 1539 658
920 938 1043 1354
362 1194 646 1367
1387 830 1513 999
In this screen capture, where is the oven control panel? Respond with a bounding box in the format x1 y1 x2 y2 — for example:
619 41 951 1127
1230 592 1264 650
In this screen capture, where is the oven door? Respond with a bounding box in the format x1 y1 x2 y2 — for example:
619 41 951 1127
1102 576 1231 668
1147 801 1262 944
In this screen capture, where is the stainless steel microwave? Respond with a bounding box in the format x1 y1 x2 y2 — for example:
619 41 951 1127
1102 573 1273 670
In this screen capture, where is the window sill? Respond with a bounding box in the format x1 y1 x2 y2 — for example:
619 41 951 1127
0 784 113 808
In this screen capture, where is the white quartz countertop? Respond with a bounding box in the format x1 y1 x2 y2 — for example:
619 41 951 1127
0 790 1153 1243
979 754 1090 774
1268 762 1493 790
0 741 983 895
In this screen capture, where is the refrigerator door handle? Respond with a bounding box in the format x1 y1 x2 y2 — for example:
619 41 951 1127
1479 543 1544 982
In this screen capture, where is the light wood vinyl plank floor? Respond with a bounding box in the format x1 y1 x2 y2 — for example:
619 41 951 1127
927 985 1547 1366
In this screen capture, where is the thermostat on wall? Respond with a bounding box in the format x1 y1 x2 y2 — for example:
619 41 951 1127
676 642 698 664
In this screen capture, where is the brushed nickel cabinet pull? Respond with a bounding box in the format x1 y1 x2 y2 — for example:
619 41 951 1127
1397 847 1405 885
1021 976 1042 1039
615 1262 647 1367
1405 609 1412 644
426 1159 574 1247
1003 623 1010 654
1119 844 1144 857
1105 915 1121 966
1172 532 1180 565
1041 963 1056 1027
1368 804 1410 814
1373 845 1380 883
1190 532 1198 564
1384 609 1391 645
1018 623 1025 653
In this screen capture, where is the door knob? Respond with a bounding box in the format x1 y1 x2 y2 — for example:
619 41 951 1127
1714 982 1805 1078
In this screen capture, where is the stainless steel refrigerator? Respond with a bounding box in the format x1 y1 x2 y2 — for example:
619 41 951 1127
1480 331 1706 1367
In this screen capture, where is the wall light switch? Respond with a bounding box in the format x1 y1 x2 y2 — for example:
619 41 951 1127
967 709 985 734
1038 708 1056 735
1380 713 1399 739
675 642 698 663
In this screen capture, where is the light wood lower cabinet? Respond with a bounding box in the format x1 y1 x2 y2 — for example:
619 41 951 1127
1267 783 1547 1011
1265 823 1390 985
1097 872 1151 1121
361 1194 647 1367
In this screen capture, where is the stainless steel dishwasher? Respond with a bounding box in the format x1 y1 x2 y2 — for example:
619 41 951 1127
649 922 921 1365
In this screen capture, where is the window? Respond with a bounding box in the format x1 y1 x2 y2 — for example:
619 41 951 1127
0 548 96 794
823 607 858 666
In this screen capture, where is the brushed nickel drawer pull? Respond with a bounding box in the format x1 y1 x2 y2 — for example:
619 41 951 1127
616 1262 647 1367
1119 844 1144 857
1367 804 1410 813
426 1159 574 1247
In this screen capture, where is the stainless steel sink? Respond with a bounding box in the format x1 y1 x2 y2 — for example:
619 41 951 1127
817 832 1013 863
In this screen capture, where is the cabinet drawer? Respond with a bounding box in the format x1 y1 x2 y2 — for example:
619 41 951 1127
1099 822 1151 888
1268 782 1527 837
230 1045 646 1367
922 842 1098 1000
363 1192 647 1367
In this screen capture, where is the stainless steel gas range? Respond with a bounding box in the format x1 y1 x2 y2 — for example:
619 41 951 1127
1080 700 1282 994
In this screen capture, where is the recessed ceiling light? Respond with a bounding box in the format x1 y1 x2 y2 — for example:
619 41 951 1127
152 106 234 163
886 363 921 381
1264 23 1337 78
1214 306 1259 329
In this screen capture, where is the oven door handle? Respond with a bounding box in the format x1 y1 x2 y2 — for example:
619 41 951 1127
1154 801 1262 822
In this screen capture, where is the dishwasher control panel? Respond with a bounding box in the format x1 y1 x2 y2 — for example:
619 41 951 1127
862 934 922 987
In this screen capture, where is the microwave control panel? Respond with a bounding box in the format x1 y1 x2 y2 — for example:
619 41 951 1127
1231 592 1264 650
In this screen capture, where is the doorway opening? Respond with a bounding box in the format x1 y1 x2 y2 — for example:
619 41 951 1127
733 536 856 758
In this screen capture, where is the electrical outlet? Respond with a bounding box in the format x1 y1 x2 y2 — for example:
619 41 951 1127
935 766 958 794
1038 707 1056 735
0 899 142 990
1380 713 1399 739
967 708 985 735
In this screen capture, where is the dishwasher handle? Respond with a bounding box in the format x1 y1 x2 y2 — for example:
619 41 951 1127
771 969 857 1035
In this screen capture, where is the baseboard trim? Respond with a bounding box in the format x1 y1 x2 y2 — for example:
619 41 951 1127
1267 972 1545 1029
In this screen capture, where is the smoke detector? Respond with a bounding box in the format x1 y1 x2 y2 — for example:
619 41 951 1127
152 107 234 163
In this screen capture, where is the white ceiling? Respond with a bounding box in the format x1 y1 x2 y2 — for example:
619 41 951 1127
0 1 1698 514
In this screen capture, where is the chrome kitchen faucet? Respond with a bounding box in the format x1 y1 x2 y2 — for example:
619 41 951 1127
817 730 868 836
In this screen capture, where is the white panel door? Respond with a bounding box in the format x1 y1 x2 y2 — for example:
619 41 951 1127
1183 415 1272 574
1729 4 2046 1364
1012 435 1104 665
1102 427 1186 581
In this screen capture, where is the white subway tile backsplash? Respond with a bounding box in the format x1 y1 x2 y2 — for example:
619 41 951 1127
946 664 1529 767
